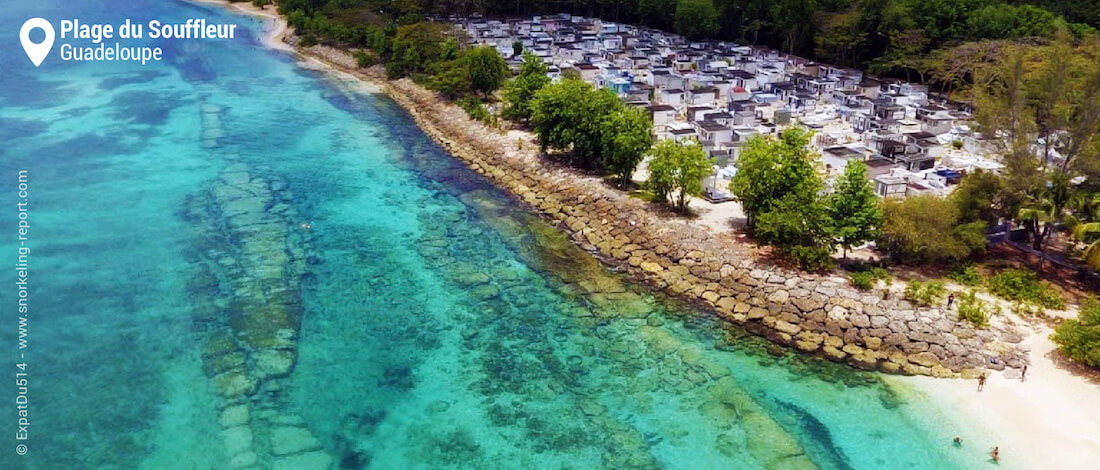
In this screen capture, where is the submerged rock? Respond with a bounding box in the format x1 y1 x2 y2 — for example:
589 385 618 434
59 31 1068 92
270 426 323 456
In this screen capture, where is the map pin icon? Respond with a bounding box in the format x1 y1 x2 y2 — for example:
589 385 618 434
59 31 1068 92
20 18 55 67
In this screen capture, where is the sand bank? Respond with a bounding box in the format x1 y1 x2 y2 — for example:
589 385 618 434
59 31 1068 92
896 327 1100 469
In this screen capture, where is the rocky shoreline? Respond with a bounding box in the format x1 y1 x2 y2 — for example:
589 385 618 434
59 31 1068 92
264 22 1029 377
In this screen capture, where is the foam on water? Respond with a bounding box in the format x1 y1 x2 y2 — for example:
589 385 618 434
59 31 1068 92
0 1 1015 469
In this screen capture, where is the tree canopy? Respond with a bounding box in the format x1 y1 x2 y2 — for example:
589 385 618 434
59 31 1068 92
646 139 713 212
828 161 883 258
502 53 551 122
530 78 654 181
729 128 818 229
673 0 721 40
603 107 654 187
280 0 1100 82
879 195 987 264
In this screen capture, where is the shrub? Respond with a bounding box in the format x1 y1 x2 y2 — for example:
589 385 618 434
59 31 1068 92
456 97 490 123
904 280 946 306
850 271 875 290
952 140 964 150
789 244 835 272
1051 298 1100 367
850 267 890 290
956 290 992 328
354 49 376 68
949 265 983 286
986 269 1065 310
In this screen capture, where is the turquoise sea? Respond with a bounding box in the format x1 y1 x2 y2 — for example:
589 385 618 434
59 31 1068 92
1 1 1011 469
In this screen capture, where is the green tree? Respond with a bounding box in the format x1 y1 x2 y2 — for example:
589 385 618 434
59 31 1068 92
638 0 677 30
950 170 1008 225
967 4 1059 40
728 128 833 269
880 195 987 264
756 192 836 270
1019 172 1075 271
771 0 818 54
647 139 712 213
1077 226 1100 269
512 40 523 57
673 0 721 40
531 79 591 154
502 53 550 123
530 79 619 169
814 9 868 67
385 22 450 79
868 29 930 82
1052 298 1100 367
828 161 882 258
465 46 508 95
602 107 653 187
729 128 817 229
431 57 473 99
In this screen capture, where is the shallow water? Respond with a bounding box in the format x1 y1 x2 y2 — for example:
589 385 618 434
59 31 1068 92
1 1 1012 469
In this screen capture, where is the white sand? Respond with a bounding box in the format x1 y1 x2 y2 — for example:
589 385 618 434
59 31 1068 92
186 0 292 52
184 0 383 96
897 327 1100 469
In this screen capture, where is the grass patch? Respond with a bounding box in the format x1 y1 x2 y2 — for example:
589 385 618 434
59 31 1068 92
849 267 889 290
948 264 982 286
628 190 661 203
904 280 946 307
456 97 491 124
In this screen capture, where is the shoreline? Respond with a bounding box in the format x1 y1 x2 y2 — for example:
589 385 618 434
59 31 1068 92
182 0 1037 379
186 0 291 52
893 325 1100 469
289 47 1030 379
192 4 1100 466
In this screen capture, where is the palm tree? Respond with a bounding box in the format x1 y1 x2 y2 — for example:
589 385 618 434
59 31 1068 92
1072 223 1100 270
1067 192 1100 270
1018 173 1074 271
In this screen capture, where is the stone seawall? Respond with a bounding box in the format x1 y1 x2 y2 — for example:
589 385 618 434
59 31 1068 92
294 44 1026 378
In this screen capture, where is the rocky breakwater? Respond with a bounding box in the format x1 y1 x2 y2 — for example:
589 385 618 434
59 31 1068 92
351 68 1028 378
412 193 825 469
186 163 334 470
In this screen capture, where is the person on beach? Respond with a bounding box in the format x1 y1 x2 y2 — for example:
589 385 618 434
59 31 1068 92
990 446 1000 462
1021 365 1028 382
977 373 986 392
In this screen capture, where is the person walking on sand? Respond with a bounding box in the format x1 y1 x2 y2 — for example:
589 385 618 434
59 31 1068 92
1021 365 1027 382
977 373 986 392
990 446 1000 462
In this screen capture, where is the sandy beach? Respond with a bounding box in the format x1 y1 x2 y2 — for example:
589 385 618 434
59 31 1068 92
192 2 1100 467
186 0 291 52
896 327 1100 469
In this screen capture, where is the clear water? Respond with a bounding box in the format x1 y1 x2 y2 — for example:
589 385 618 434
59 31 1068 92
0 1 1010 469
